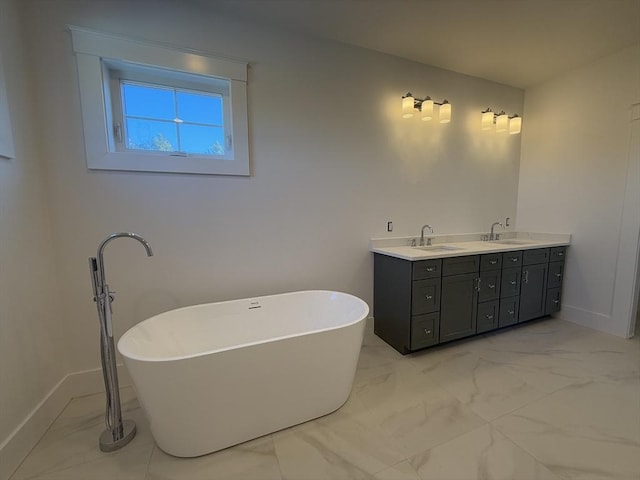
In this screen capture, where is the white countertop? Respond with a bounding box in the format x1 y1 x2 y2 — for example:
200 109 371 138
370 232 571 261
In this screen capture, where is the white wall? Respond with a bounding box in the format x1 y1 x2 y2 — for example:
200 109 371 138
518 44 640 337
20 0 524 373
0 0 69 474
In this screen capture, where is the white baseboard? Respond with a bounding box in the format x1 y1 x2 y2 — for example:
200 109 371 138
0 365 131 480
559 304 615 335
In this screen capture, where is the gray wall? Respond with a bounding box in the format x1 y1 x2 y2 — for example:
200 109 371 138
0 0 68 449
517 44 640 337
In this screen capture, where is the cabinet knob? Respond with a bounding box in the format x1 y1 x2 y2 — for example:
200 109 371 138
558 252 564 257
523 270 529 283
511 257 519 262
490 260 497 265
424 329 432 335
555 273 562 278
488 284 495 289
425 294 433 300
553 299 560 305
426 267 435 272
486 314 494 320
510 280 517 285
508 310 515 315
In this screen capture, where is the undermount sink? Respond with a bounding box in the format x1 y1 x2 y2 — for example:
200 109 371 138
416 245 464 252
490 239 533 245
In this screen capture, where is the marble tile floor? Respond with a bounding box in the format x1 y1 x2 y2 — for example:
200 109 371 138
10 317 640 480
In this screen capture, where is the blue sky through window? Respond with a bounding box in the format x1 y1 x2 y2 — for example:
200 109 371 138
122 82 225 155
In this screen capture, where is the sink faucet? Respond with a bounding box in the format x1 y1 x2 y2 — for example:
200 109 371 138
420 224 434 246
489 222 504 241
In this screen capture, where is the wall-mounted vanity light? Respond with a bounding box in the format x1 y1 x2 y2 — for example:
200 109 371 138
402 93 452 123
481 108 522 135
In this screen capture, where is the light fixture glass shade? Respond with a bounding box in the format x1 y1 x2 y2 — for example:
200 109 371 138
509 116 522 135
439 102 451 123
481 111 494 130
496 113 509 132
402 95 415 118
421 99 434 121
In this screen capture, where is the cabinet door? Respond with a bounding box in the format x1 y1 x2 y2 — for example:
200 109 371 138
477 301 499 334
440 272 479 343
478 270 501 302
547 261 564 289
519 263 548 322
501 267 521 298
545 287 561 315
411 313 440 350
412 278 441 315
499 297 519 328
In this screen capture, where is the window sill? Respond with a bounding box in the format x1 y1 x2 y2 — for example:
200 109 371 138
89 151 250 176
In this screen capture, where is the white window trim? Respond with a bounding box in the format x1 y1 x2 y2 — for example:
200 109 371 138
69 26 250 176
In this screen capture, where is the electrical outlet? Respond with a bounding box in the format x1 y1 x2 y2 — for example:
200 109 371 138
387 221 393 232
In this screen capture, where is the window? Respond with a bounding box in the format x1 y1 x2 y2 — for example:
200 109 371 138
69 26 249 176
119 82 226 156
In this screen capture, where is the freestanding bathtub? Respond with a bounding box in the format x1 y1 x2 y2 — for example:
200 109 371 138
117 290 369 457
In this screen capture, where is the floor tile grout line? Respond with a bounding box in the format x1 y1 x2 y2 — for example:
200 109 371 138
490 422 572 480
268 434 285 480
143 443 156 479
8 396 75 480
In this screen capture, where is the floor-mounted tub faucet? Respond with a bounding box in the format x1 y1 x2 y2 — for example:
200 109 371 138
89 232 153 452
420 224 434 246
489 222 504 241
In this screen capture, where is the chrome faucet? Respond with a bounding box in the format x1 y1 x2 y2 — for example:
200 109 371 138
420 224 434 246
89 232 153 453
489 222 504 241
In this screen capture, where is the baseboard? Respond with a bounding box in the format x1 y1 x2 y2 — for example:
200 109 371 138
558 304 614 335
0 365 131 480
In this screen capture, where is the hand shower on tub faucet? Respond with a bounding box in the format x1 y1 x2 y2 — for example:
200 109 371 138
88 232 153 453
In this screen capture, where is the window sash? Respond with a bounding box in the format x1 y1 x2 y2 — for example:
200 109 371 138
69 26 249 175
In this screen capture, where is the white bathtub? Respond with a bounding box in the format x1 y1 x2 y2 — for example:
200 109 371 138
117 290 369 457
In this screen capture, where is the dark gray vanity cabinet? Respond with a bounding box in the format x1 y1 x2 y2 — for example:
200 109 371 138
373 244 567 354
373 254 442 354
499 251 522 327
545 246 567 315
476 253 502 334
519 248 550 322
439 255 481 343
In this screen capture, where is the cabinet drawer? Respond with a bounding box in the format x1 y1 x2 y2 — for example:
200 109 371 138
545 287 561 315
478 270 501 302
411 313 440 350
413 259 442 280
547 262 564 288
443 255 480 276
499 297 520 328
500 267 521 298
550 246 567 263
477 301 499 334
502 251 522 266
523 248 550 266
480 253 502 271
412 278 441 315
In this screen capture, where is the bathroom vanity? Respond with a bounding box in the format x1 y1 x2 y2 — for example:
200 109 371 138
371 233 569 354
